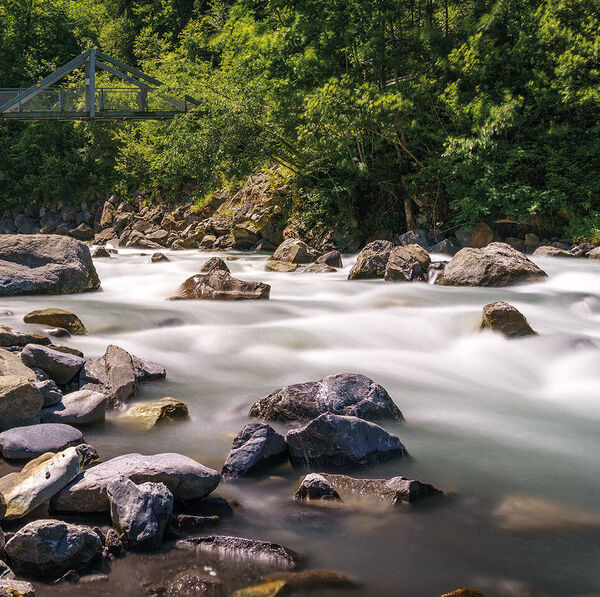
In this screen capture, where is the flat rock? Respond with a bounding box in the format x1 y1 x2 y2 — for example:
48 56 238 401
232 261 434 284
200 257 230 274
0 376 42 431
0 423 83 460
0 234 100 296
348 240 394 279
249 372 403 424
265 260 298 272
436 242 547 287
222 423 288 479
532 246 576 258
23 308 87 335
41 389 106 425
270 239 317 264
481 301 536 338
285 413 407 471
121 397 189 428
5 519 101 575
20 344 84 385
0 349 36 380
52 452 221 512
0 580 35 596
170 271 270 300
384 244 430 282
33 379 62 407
316 250 343 268
107 478 173 550
0 326 50 347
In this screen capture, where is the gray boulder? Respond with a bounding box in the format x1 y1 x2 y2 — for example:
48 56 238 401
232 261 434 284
5 519 101 575
0 326 50 348
0 376 42 431
398 229 429 249
131 355 167 382
285 413 407 471
0 580 35 596
481 301 537 338
222 423 288 479
41 389 106 425
270 239 317 264
384 244 430 282
200 257 230 274
436 242 547 287
107 478 173 550
429 238 461 256
52 452 221 512
33 379 62 407
0 349 36 380
316 250 343 268
0 234 100 296
170 271 270 301
532 245 576 258
249 372 403 424
0 423 83 459
348 240 394 279
20 344 84 385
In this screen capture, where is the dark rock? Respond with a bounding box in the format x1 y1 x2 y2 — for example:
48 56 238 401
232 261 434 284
34 379 62 407
151 252 169 263
103 528 124 555
199 257 230 274
0 561 14 580
455 222 494 248
532 246 576 258
41 389 106 425
0 325 50 347
0 423 83 459
249 372 403 423
166 574 222 597
21 344 84 385
316 250 343 268
0 234 100 295
222 423 288 479
481 301 537 338
436 242 547 287
170 271 270 301
348 240 394 279
270 239 317 264
131 355 167 383
92 246 112 258
0 376 42 431
24 308 87 335
429 238 461 256
285 413 407 471
70 223 95 242
384 244 430 282
398 229 429 249
293 473 341 501
172 514 220 531
302 263 336 273
437 590 486 597
44 327 71 338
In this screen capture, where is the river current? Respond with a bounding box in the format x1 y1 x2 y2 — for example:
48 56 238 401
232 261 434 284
2 249 600 596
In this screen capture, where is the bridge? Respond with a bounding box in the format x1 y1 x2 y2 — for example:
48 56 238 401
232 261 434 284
0 49 200 121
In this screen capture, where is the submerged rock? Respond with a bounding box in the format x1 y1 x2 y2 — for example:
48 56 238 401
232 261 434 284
5 519 101 575
249 372 403 424
0 234 100 296
121 397 189 427
0 376 42 431
316 250 343 268
166 574 223 597
23 308 87 335
41 389 106 425
170 271 270 300
384 244 430 282
200 257 230 274
293 473 341 502
481 301 537 338
0 325 50 347
0 423 83 460
265 261 298 272
285 413 407 471
348 240 394 280
20 344 84 385
436 243 547 287
52 452 221 512
270 239 317 264
222 423 288 479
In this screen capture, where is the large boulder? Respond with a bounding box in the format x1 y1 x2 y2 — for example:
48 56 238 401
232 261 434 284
455 222 494 248
269 239 317 264
107 478 173 550
436 243 547 287
398 229 429 249
384 244 430 282
52 452 221 512
20 344 84 385
0 423 83 460
0 447 81 519
0 234 100 295
429 238 461 256
170 271 270 300
348 240 394 280
0 349 36 380
249 372 403 424
222 423 288 479
0 326 50 348
5 519 101 575
0 376 42 431
481 301 536 338
532 246 575 258
285 413 407 471
316 250 343 268
121 397 189 428
23 308 87 335
41 389 106 425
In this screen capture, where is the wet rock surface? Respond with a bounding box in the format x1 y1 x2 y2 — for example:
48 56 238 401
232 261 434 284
481 301 537 338
121 397 189 427
23 308 87 335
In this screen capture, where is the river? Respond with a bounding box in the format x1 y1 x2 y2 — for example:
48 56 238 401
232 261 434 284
2 249 600 596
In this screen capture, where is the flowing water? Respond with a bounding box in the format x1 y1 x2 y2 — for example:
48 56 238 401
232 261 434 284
2 249 600 596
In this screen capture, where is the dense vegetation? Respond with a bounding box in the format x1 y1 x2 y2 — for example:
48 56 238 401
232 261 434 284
0 0 599 238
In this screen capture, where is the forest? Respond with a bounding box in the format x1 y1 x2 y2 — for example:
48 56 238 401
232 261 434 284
0 0 599 240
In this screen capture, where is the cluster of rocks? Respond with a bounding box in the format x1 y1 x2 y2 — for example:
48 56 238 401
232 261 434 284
265 239 343 273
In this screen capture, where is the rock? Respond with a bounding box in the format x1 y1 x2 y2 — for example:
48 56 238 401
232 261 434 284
286 413 407 471
0 561 13 580
481 301 536 338
0 376 42 431
455 222 494 248
151 252 169 263
121 397 189 428
92 246 112 258
41 390 106 425
176 536 301 571
52 453 221 512
0 326 50 348
0 423 83 459
172 514 220 531
33 379 62 407
131 355 167 383
532 245 576 258
588 247 600 259
20 344 84 385
166 574 223 597
436 242 547 287
76 443 101 469
170 271 270 300
249 372 403 424
398 229 429 249
294 473 442 506
199 257 230 274
429 238 461 256
5 519 101 575
107 478 173 550
0 349 36 380
270 239 316 264
0 447 81 519
384 244 430 282
222 423 288 479
348 240 394 279
233 570 355 597
70 223 95 241
524 233 540 249
438 590 485 597
103 528 124 555
316 250 343 268
302 263 336 273
44 327 70 338
0 580 35 596
0 234 100 295
23 308 87 335
265 261 298 272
